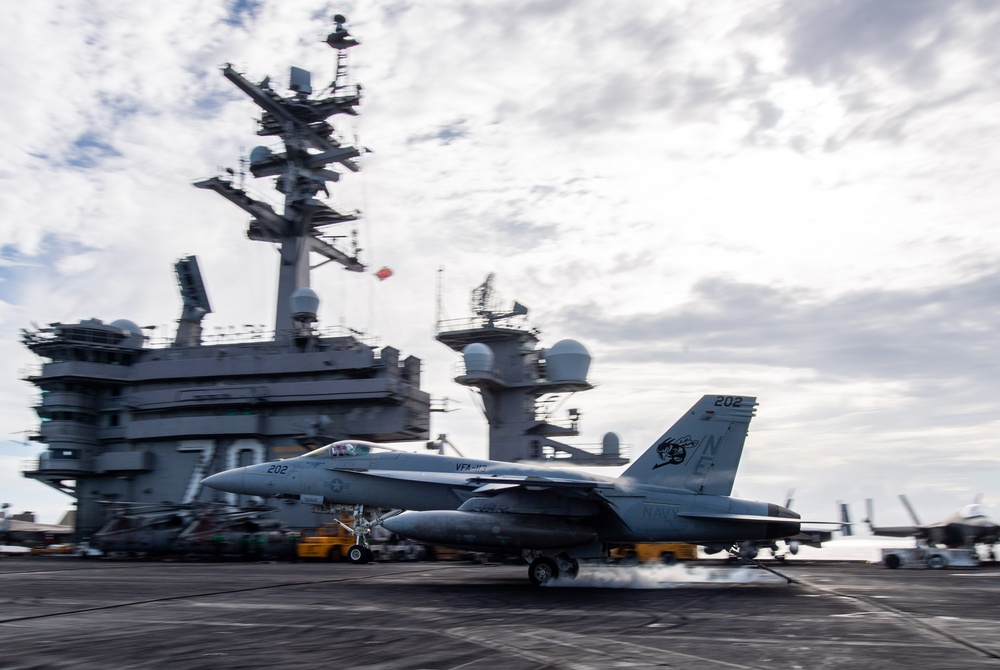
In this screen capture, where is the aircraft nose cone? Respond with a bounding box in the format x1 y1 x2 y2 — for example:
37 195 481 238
202 468 247 494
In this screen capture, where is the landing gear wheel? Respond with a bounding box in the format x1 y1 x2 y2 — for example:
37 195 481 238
348 545 371 564
562 558 580 580
529 557 559 586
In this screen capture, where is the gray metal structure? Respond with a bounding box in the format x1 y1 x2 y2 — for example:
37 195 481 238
437 273 627 465
193 15 366 338
19 16 431 541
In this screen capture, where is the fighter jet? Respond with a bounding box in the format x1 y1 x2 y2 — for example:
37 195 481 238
202 394 800 585
865 495 1000 551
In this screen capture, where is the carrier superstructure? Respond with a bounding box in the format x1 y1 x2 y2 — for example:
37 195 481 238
21 16 431 541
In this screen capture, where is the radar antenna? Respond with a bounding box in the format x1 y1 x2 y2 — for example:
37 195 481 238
470 273 528 327
471 272 499 317
194 13 367 340
174 256 212 347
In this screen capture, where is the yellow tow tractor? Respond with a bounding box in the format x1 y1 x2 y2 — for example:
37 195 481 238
610 542 698 565
296 514 356 562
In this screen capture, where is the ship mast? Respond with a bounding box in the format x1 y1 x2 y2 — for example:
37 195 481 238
195 14 366 340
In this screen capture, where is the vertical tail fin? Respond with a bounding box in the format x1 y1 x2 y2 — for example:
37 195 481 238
839 501 853 537
620 394 757 495
899 494 922 525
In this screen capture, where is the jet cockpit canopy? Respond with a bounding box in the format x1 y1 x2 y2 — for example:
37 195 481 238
959 503 988 519
301 440 395 459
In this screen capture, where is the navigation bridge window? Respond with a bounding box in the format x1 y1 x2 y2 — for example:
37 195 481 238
302 440 393 459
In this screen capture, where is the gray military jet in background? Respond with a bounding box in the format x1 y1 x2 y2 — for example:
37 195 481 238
203 394 800 585
866 495 1000 554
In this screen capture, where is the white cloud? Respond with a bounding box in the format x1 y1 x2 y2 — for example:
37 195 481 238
2 0 999 527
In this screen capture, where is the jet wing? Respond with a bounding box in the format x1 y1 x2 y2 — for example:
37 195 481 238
330 468 607 491
331 468 478 487
869 525 919 538
469 475 608 492
332 468 611 494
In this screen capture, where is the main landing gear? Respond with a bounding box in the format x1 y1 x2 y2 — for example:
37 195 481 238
332 504 402 564
526 553 579 586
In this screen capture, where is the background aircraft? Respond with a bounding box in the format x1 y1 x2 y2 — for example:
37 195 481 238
865 495 999 555
203 394 801 585
2 503 75 554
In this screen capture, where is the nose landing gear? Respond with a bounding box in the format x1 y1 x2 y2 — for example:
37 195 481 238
332 505 403 564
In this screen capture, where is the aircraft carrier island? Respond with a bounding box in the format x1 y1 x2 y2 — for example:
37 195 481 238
19 16 431 542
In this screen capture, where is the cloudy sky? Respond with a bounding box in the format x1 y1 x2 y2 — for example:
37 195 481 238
2 0 999 530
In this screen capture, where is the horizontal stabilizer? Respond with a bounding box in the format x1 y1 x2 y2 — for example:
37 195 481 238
678 512 800 524
789 530 833 548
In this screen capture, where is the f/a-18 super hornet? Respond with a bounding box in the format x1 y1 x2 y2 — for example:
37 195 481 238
203 394 800 585
866 495 1000 554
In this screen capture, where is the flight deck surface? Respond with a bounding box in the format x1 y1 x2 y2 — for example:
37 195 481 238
1 558 999 669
